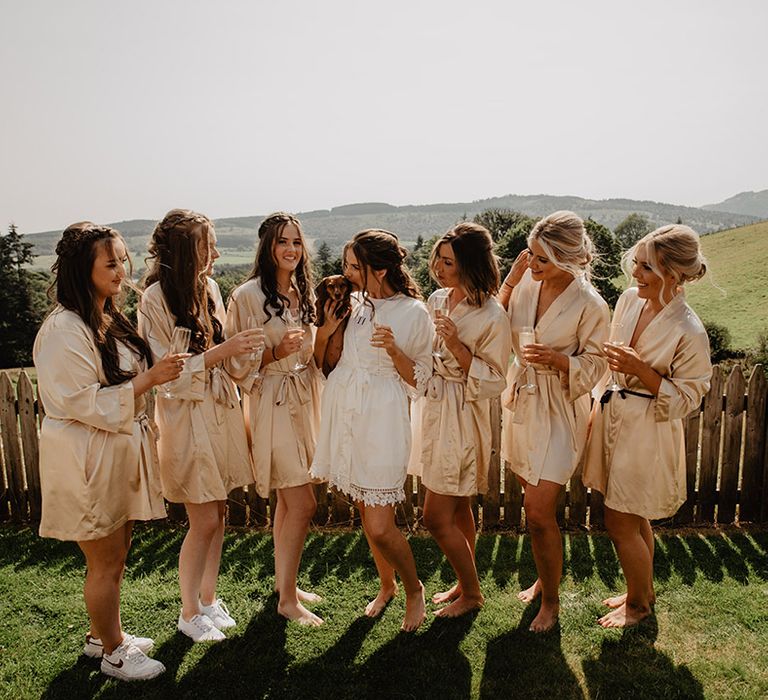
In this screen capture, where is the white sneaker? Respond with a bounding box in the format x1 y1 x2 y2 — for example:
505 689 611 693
177 613 226 642
100 641 165 681
199 598 236 630
84 633 154 659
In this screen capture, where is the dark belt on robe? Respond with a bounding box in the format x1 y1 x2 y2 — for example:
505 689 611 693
600 388 655 410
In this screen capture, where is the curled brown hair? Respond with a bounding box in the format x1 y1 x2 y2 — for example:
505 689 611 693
248 212 315 324
50 222 151 386
144 209 223 354
428 222 500 306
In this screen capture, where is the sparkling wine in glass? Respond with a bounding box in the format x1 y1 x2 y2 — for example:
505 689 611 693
286 309 307 372
160 326 191 399
432 293 450 359
247 315 265 381
606 321 624 392
519 325 537 394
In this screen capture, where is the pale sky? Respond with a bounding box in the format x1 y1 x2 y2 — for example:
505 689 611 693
1 0 766 233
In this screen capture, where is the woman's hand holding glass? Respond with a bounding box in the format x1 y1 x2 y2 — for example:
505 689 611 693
160 326 192 399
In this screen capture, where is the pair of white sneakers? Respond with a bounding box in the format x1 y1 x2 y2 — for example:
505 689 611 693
84 633 165 682
177 598 236 642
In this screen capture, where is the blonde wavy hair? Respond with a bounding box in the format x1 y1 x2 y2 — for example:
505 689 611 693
528 210 595 280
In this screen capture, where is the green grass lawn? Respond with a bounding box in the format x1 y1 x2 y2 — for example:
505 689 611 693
1 525 766 699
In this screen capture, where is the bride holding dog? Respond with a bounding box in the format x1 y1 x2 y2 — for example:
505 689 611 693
225 212 325 626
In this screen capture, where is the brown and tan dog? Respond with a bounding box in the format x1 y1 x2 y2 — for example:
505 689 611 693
314 274 352 377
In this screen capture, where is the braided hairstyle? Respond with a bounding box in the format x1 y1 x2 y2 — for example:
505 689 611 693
144 209 224 354
50 222 151 386
247 212 315 323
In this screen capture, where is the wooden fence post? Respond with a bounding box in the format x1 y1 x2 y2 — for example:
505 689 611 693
698 366 723 523
675 409 700 525
0 373 25 523
742 366 767 523
17 372 41 522
483 398 502 528
719 367 745 524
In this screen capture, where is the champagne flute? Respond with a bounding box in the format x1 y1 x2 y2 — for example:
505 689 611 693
606 321 624 391
519 326 537 395
246 315 265 381
286 309 307 372
432 292 450 359
160 326 191 399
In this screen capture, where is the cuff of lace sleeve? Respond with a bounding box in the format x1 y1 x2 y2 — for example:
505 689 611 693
653 378 674 422
405 360 432 400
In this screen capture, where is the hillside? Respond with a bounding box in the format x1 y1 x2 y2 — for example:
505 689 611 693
24 193 758 259
702 189 768 219
683 220 768 348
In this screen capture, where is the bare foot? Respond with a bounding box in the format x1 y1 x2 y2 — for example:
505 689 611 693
365 584 398 618
434 593 484 618
602 591 656 609
401 583 426 632
597 602 651 629
278 601 324 626
518 579 541 604
297 588 322 604
432 583 461 605
529 602 559 633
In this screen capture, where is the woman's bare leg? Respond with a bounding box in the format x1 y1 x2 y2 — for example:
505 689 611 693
359 503 399 616
423 491 483 616
179 501 223 621
431 500 477 604
599 508 653 628
78 524 131 654
521 479 563 633
603 517 656 608
274 485 322 625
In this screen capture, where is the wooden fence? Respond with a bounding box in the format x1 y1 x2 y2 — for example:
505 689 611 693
2 365 767 530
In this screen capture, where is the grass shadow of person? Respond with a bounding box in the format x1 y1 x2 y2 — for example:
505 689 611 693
582 616 704 699
40 653 110 699
353 613 477 700
480 604 584 699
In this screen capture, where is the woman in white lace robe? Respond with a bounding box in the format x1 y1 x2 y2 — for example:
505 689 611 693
311 229 434 632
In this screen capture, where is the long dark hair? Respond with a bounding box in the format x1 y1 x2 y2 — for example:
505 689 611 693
429 222 500 306
144 209 223 354
248 212 315 324
50 222 151 386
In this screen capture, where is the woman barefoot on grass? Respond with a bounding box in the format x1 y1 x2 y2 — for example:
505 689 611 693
583 225 712 628
225 212 324 626
499 211 609 633
34 223 186 680
140 209 261 642
311 230 434 632
410 222 511 617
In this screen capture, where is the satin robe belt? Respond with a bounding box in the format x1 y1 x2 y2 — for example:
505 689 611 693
209 365 239 410
263 365 313 407
426 374 465 406
136 413 161 473
343 366 399 415
509 365 577 451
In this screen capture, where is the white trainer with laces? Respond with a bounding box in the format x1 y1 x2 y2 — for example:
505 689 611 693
84 633 154 659
199 598 236 630
177 613 226 642
100 641 165 681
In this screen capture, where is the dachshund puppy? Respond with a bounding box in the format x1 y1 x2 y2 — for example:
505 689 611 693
314 274 352 377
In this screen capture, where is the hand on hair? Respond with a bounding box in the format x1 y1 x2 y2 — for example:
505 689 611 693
504 249 530 288
603 343 647 377
150 353 189 386
522 343 568 373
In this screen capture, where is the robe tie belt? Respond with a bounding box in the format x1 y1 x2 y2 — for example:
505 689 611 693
600 388 654 411
427 374 465 407
263 365 313 407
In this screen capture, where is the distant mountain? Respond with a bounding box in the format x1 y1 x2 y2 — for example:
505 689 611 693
702 189 768 219
25 193 760 257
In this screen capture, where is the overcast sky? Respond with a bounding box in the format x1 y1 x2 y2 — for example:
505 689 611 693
1 0 766 233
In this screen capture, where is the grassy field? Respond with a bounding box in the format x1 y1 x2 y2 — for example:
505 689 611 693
684 221 768 349
1 524 766 699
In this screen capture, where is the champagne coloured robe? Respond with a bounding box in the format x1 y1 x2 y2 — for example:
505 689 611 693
311 293 434 506
583 288 712 519
138 278 254 504
224 278 322 498
33 308 166 541
501 270 610 486
409 291 511 497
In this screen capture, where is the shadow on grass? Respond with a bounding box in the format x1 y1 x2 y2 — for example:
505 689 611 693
581 617 704 699
480 604 584 699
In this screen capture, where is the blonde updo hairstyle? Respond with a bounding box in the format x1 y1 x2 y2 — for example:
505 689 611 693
528 210 595 280
622 224 707 302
